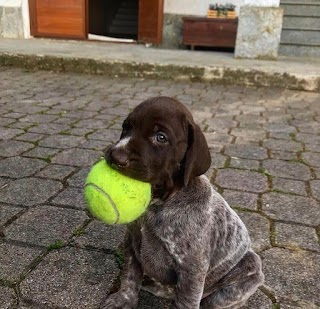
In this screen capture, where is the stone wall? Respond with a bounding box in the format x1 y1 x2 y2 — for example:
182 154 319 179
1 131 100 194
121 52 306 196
0 0 30 38
234 7 284 59
0 5 24 38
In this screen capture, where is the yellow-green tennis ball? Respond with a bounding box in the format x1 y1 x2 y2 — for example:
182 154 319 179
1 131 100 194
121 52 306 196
84 160 151 225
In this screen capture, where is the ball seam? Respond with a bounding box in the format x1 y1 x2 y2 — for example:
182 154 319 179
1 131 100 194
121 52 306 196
85 183 120 224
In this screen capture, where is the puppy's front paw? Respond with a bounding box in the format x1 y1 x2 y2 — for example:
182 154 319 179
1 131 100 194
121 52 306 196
100 292 137 309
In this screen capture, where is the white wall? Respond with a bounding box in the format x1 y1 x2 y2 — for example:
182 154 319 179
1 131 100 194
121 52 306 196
0 0 22 6
164 0 280 16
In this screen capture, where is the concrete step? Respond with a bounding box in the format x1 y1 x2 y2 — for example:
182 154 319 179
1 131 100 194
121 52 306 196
281 29 320 45
279 44 320 56
281 2 320 16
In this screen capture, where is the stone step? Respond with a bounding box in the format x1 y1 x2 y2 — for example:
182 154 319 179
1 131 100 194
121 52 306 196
112 19 137 27
109 25 138 35
280 2 320 16
282 15 320 30
281 29 320 45
279 44 320 56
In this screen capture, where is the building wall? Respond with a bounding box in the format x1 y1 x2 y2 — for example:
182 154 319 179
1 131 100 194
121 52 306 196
164 0 280 16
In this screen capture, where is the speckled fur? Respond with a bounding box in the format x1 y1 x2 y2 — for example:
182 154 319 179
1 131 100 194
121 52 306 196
100 97 264 309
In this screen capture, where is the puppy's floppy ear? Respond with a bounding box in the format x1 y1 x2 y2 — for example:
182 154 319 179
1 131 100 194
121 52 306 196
183 122 211 186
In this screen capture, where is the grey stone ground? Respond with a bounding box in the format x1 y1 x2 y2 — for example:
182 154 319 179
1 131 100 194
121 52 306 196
0 67 319 309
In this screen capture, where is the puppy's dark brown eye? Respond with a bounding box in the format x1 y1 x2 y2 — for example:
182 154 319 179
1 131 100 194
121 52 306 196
156 133 167 143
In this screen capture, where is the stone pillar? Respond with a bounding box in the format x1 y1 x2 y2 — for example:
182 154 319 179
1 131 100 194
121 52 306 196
0 0 30 38
234 6 283 59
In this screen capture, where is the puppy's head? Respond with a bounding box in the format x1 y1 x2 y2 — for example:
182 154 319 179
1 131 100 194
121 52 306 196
105 97 211 199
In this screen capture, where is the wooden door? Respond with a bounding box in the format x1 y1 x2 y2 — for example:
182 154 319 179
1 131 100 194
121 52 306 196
29 0 87 39
138 0 164 44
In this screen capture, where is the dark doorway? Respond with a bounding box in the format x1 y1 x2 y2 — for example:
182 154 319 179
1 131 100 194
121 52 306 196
89 0 138 41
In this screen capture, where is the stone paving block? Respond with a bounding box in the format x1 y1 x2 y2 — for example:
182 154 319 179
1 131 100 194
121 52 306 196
20 247 119 309
19 114 59 123
210 152 227 169
0 286 17 308
0 178 63 206
272 177 307 196
269 132 293 140
66 127 95 136
236 115 266 125
263 139 302 152
67 167 91 187
7 121 34 131
23 146 61 160
275 222 319 252
51 187 87 209
263 159 311 181
0 242 43 282
38 135 86 149
0 177 9 188
27 123 71 134
87 128 121 142
304 143 320 153
222 190 258 211
5 205 88 247
302 152 320 168
310 180 320 200
290 120 320 134
204 132 233 148
264 123 296 133
262 192 320 226
0 203 24 225
261 248 320 306
205 117 237 133
74 119 115 130
215 169 268 193
296 133 320 145
236 211 270 252
15 132 45 142
229 157 260 170
269 150 298 161
0 140 33 157
52 148 102 167
0 157 47 178
36 164 76 180
80 139 108 151
225 144 268 160
0 127 24 139
2 112 24 119
0 116 16 125
243 289 273 309
74 221 126 251
230 128 266 140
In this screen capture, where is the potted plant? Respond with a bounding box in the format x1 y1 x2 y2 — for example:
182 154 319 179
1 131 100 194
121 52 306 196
207 3 218 18
208 3 236 19
226 3 236 18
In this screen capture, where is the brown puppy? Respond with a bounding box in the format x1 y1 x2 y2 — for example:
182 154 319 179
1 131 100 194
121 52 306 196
102 97 264 309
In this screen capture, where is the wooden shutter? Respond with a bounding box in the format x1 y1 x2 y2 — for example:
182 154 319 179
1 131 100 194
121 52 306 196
29 0 87 39
138 0 164 44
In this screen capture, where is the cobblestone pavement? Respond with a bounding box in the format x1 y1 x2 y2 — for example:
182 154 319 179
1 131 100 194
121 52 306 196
0 67 319 309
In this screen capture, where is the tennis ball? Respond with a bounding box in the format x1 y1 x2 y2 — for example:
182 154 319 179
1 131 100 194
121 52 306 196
84 160 151 225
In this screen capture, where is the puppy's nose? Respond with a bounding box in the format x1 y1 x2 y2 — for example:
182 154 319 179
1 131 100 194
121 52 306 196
108 148 129 168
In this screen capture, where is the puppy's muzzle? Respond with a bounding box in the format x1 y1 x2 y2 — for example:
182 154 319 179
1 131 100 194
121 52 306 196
105 147 129 169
